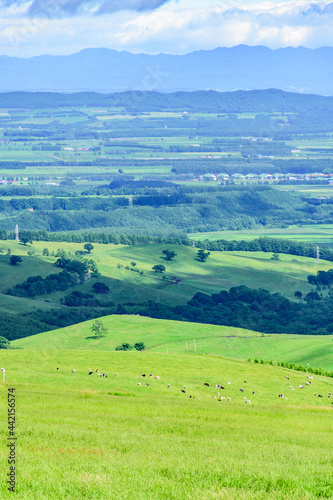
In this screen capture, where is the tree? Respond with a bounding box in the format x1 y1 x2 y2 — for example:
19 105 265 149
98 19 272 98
152 264 166 273
294 291 303 300
197 249 210 262
20 232 33 245
42 248 50 256
0 336 10 349
92 282 110 294
131 262 137 268
10 255 22 266
162 250 177 261
115 342 133 351
134 342 146 351
90 320 107 339
271 253 280 261
84 243 94 254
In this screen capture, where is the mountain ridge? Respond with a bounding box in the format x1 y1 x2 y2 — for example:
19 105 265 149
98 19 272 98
0 45 332 94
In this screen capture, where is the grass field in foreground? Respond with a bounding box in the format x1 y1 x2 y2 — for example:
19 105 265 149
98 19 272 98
13 316 333 371
0 349 332 499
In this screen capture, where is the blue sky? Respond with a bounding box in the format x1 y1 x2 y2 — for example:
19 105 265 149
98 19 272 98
0 0 332 56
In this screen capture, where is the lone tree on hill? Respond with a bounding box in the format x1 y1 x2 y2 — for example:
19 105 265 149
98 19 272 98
90 320 107 340
10 255 22 266
162 250 177 261
152 264 166 273
197 249 210 262
84 243 94 254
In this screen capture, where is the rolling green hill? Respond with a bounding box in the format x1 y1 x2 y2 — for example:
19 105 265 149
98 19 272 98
0 348 332 499
13 315 333 371
2 240 331 309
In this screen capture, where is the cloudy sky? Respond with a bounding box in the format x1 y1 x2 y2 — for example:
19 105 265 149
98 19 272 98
0 0 332 57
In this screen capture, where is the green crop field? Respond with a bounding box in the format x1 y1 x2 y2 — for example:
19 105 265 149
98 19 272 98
0 347 332 499
13 315 333 371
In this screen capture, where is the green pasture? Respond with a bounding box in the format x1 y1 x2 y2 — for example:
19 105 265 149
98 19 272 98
274 185 333 197
13 315 333 371
1 241 331 310
0 348 332 499
189 224 333 247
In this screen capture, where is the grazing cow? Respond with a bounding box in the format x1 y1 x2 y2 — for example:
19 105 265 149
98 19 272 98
252 391 255 395
227 382 231 385
306 382 311 385
115 373 117 377
227 397 231 401
204 383 209 387
167 384 171 388
88 371 93 375
181 390 186 393
150 374 153 378
141 374 146 378
56 368 59 371
155 376 160 380
298 385 303 389
71 369 75 373
138 382 141 386
220 386 225 390
145 383 149 387
239 388 244 392
244 381 247 383
246 400 251 404
290 386 295 390
279 394 284 398
285 376 289 380
307 376 313 380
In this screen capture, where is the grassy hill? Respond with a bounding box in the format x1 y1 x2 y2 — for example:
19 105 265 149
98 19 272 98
189 224 333 247
1 240 331 313
13 315 333 371
0 348 332 499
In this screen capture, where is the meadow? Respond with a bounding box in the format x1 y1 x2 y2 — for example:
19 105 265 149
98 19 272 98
13 315 333 371
189 224 333 247
0 240 331 313
0 348 332 499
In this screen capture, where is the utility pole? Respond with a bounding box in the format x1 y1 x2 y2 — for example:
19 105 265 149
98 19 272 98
15 225 19 241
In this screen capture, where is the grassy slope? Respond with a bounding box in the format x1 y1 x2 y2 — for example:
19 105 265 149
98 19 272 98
189 223 333 246
0 349 332 499
13 315 333 370
1 241 331 308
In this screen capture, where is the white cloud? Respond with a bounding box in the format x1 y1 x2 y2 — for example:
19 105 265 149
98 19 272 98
0 0 332 56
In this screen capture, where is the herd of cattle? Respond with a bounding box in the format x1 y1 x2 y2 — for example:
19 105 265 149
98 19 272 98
51 367 333 405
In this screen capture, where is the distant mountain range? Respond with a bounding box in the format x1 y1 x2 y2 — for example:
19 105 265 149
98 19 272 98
0 45 332 95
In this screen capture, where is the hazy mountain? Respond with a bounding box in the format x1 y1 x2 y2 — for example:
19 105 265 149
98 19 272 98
0 45 332 95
